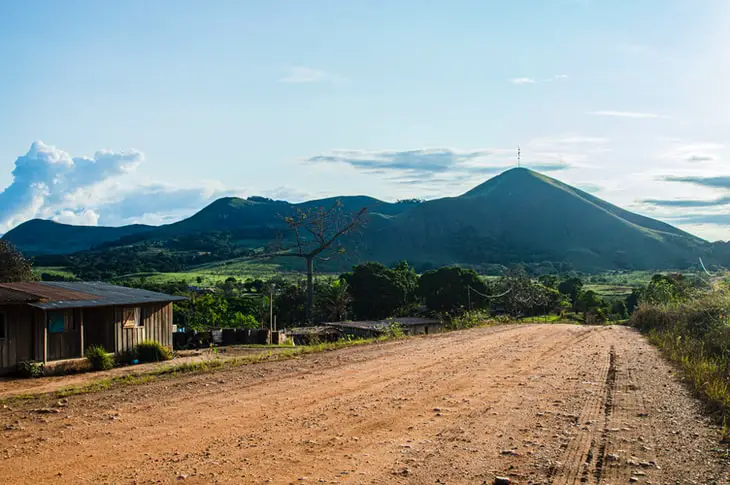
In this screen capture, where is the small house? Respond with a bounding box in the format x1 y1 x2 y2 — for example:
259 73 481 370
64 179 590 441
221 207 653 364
0 281 186 374
323 317 442 339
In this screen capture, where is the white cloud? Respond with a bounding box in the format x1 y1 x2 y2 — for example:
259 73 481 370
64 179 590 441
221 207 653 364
511 74 568 85
510 77 536 85
278 66 327 83
51 209 100 226
588 110 666 119
308 145 574 192
0 141 141 233
658 142 725 164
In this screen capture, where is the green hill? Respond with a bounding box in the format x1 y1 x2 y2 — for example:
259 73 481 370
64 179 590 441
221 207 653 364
2 168 716 273
2 219 154 255
364 168 708 271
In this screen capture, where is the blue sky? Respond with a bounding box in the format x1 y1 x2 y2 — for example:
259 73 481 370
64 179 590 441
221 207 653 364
1 0 729 239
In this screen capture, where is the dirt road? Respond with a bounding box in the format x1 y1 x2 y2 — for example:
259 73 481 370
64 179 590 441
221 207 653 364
1 325 727 484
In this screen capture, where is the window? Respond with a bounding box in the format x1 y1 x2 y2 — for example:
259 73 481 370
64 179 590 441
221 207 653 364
122 307 141 328
0 312 6 340
47 312 66 333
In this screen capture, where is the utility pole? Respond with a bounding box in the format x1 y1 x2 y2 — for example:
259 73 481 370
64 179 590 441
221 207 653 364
269 284 275 333
467 286 472 311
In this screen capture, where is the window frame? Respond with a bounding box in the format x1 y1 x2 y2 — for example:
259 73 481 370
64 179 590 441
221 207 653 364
47 311 67 334
121 307 142 329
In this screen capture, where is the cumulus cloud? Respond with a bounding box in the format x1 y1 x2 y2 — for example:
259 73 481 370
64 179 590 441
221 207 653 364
588 110 666 119
278 66 327 83
52 209 101 226
0 141 142 232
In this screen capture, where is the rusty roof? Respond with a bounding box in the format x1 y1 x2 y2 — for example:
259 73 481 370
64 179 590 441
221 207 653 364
0 282 186 309
0 282 96 301
0 286 38 304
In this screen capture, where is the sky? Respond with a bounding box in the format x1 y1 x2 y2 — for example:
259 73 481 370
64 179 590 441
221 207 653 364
1 0 730 239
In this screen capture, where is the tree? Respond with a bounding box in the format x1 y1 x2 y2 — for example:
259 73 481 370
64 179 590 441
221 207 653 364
538 274 559 289
418 266 487 313
275 201 368 323
0 240 35 283
558 277 584 311
499 268 537 317
344 262 417 319
576 290 606 323
315 279 352 322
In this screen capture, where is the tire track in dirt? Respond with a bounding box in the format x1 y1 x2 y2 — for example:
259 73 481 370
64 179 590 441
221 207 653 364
547 333 612 485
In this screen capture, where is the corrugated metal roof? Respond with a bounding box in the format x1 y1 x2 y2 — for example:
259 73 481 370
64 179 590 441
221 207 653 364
28 282 187 310
0 286 37 304
0 282 97 301
323 317 440 331
0 281 186 309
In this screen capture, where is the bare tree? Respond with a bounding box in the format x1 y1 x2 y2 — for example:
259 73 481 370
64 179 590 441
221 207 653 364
272 201 368 323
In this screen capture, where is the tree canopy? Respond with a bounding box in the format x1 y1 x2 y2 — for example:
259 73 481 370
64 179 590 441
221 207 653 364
417 266 486 313
0 240 35 283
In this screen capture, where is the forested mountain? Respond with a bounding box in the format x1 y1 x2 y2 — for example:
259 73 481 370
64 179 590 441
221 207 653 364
2 168 717 275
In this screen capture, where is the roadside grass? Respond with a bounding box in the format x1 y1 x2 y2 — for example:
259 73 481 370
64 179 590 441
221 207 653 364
1 338 382 404
632 297 730 443
646 328 730 440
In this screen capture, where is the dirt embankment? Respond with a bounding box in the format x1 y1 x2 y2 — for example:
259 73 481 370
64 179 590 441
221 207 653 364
0 325 727 484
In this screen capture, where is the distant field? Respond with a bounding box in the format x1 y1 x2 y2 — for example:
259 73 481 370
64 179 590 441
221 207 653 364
583 284 634 297
32 266 78 280
34 264 701 296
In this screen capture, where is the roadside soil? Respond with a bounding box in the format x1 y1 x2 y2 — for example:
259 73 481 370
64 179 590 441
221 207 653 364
0 324 727 484
0 346 287 399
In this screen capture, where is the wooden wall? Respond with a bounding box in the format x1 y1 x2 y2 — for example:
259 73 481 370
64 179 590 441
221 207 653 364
0 302 174 374
114 303 173 354
0 305 38 374
84 307 115 352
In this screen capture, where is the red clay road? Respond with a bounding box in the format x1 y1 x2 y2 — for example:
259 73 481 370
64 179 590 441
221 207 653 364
0 324 728 484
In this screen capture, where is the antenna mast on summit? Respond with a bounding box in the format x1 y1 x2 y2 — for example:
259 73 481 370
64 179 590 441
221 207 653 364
517 146 521 168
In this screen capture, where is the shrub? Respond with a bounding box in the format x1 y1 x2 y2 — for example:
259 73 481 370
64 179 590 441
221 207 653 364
632 291 730 423
630 304 676 333
135 340 172 363
86 345 115 371
16 360 44 378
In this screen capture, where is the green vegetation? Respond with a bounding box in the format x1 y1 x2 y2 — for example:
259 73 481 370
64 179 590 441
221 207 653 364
16 360 44 378
134 341 173 363
344 261 419 319
0 240 35 283
86 345 115 371
630 279 730 430
8 168 728 281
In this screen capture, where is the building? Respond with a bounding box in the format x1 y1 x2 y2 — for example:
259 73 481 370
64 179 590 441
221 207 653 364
323 317 442 339
0 281 186 374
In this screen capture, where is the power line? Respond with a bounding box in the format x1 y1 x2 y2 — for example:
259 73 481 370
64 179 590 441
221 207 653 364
467 285 512 311
468 285 512 299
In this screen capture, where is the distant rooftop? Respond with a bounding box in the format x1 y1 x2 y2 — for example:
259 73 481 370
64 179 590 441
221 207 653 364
323 317 440 331
0 281 186 310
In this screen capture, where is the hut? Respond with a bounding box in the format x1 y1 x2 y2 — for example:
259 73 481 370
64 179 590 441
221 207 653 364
323 317 442 339
0 281 185 374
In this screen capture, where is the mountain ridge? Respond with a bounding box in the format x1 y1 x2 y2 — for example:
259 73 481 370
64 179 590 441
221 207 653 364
2 168 718 272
